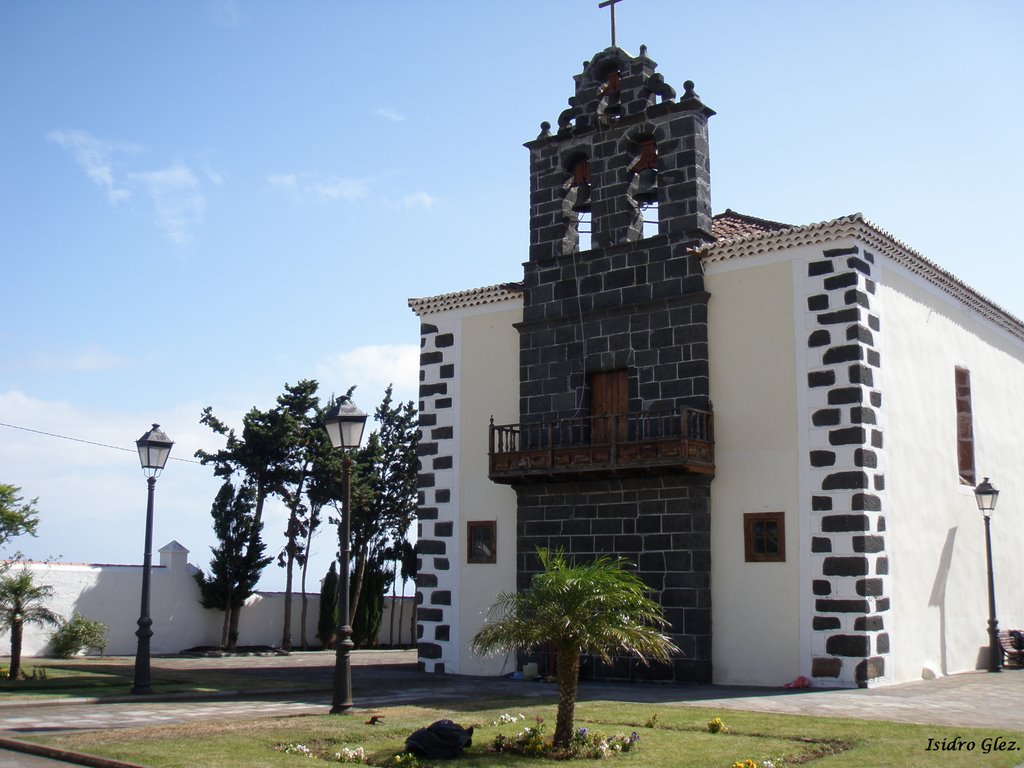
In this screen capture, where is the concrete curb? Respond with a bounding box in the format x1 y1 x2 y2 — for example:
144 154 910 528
0 736 147 768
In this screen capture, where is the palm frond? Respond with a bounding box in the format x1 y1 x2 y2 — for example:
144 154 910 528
471 547 678 663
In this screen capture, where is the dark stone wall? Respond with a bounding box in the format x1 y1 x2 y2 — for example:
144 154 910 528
514 48 718 685
519 237 711 423
516 475 712 682
526 56 714 263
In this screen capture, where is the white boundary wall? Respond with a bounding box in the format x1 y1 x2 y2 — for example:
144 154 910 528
4 541 415 657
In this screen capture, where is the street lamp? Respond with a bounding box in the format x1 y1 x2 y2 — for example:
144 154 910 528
323 397 368 713
132 424 173 694
974 476 1001 673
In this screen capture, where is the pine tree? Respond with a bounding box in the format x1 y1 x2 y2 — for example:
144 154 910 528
196 398 296 649
0 484 40 554
275 379 322 651
348 385 418 627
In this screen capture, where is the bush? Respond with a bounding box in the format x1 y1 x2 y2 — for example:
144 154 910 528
50 613 108 658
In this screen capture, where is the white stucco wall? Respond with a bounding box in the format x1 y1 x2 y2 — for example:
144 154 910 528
412 292 521 676
706 231 1024 687
456 304 520 675
879 262 1024 681
6 542 414 657
706 256 803 685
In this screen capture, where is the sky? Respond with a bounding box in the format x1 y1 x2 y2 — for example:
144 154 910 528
1 1 1022 594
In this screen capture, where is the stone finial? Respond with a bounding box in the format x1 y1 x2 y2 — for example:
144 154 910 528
537 121 552 139
683 80 698 100
639 44 648 57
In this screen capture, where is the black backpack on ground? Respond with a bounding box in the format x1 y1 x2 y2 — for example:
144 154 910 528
404 719 474 760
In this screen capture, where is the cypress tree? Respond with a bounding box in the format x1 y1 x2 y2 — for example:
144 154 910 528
317 562 339 649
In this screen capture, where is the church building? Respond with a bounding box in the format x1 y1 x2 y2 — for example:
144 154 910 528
409 42 1024 688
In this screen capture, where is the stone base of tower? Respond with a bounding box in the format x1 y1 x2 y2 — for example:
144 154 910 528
515 476 712 684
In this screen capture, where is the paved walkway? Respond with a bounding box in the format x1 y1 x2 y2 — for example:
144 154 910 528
0 651 1021 765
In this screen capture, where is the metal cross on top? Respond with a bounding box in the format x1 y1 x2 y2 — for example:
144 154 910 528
598 0 624 47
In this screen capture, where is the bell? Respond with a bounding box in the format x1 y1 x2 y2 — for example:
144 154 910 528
603 95 622 117
571 182 592 213
634 168 658 203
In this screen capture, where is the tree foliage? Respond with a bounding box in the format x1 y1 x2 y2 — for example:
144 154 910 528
194 381 419 651
0 570 60 679
472 548 678 747
317 561 339 649
351 556 388 648
0 484 40 553
195 397 298 649
346 385 418 631
50 613 108 658
192 480 271 648
273 379 327 650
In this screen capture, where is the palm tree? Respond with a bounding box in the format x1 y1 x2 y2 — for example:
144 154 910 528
0 569 60 679
471 548 678 747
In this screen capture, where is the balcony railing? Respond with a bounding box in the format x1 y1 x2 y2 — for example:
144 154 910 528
488 408 714 484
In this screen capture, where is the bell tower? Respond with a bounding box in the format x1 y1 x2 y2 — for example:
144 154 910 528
527 46 714 260
512 42 718 683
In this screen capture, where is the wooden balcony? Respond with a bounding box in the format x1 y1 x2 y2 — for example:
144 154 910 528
488 408 714 484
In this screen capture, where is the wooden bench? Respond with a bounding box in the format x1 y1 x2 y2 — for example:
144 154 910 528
998 630 1024 668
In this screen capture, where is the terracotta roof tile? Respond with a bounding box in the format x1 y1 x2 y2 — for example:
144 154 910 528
409 282 523 316
711 209 791 241
698 212 1024 343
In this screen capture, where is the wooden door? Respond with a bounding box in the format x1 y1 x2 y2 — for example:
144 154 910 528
590 369 628 444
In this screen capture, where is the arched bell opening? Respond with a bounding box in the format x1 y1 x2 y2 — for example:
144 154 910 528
592 59 623 121
629 136 659 239
561 153 593 254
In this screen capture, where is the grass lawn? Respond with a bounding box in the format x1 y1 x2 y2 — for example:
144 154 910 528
0 657 326 699
21 698 1024 768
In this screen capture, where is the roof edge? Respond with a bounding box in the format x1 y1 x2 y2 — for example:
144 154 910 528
698 213 1024 343
409 282 523 317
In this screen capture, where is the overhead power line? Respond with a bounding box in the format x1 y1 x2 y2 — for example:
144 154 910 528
0 421 202 464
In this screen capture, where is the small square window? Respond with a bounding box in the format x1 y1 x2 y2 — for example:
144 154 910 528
467 521 496 564
744 512 785 563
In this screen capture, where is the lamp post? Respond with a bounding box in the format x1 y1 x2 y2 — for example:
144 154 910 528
132 423 173 694
323 397 368 713
974 476 1001 673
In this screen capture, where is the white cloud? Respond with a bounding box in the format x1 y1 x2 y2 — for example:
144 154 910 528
397 191 438 210
313 177 368 201
23 344 128 372
0 391 225 567
376 108 407 123
128 165 206 246
268 173 372 202
267 173 299 189
49 129 217 246
47 129 137 205
0 384 420 590
314 344 419 412
210 0 243 28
